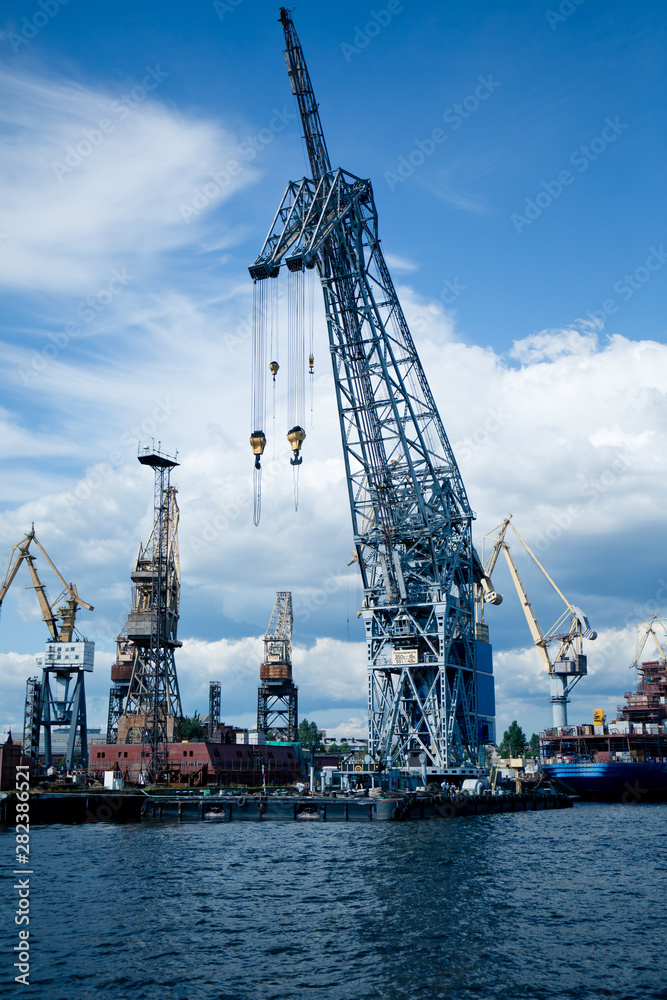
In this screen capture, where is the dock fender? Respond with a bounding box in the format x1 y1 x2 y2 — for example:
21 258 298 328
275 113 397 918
238 796 247 807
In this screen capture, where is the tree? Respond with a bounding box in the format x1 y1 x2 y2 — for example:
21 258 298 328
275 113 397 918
527 733 540 758
498 720 528 758
179 713 205 741
297 719 323 751
339 741 351 753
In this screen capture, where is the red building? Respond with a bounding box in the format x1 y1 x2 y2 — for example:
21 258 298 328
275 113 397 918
0 732 33 791
89 740 303 786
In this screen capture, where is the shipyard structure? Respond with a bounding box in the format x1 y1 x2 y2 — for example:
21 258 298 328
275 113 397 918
247 7 500 783
540 641 667 800
92 451 303 786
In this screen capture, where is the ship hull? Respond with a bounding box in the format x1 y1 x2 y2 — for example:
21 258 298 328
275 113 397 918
543 760 667 802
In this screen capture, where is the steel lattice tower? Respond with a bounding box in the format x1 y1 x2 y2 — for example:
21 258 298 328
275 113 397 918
248 10 496 775
111 448 183 779
257 591 298 741
209 681 221 735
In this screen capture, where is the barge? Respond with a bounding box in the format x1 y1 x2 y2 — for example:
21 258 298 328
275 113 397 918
0 788 572 825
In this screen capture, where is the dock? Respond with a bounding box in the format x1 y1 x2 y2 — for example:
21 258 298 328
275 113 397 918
1 789 572 826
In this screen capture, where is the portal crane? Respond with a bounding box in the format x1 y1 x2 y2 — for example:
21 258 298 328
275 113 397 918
480 517 597 728
257 591 298 741
107 449 183 781
630 615 667 672
248 10 498 774
0 526 94 768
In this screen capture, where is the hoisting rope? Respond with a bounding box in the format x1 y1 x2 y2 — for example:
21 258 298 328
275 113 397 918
251 279 268 526
270 275 280 461
308 267 315 428
253 464 262 527
287 268 307 508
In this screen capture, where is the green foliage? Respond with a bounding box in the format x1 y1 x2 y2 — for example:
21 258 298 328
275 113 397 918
297 719 323 751
339 741 351 753
498 720 528 758
179 713 205 741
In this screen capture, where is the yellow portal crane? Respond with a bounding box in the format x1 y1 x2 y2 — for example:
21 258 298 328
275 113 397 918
480 517 596 728
0 525 93 640
630 615 667 672
0 526 94 769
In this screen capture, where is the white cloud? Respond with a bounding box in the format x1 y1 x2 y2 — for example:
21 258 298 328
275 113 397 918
2 64 667 744
383 252 419 273
0 67 257 294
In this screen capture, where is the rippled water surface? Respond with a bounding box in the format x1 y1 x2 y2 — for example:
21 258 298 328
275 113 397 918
3 802 667 1000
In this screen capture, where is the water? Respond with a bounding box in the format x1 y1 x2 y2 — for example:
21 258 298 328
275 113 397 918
3 802 666 1000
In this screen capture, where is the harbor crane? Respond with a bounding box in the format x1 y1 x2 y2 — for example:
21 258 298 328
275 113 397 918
257 591 298 741
248 9 499 775
106 448 183 782
0 526 94 768
479 517 597 728
630 615 667 672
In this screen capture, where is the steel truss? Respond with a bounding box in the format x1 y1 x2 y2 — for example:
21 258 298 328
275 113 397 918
249 11 491 770
114 450 183 778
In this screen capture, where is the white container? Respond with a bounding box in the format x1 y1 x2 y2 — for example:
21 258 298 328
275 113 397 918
248 731 266 746
103 772 124 791
235 732 249 744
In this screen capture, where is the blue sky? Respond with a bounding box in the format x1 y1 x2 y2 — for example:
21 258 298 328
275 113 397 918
0 0 666 741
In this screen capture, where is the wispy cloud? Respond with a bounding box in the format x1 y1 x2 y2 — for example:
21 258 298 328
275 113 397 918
0 67 258 294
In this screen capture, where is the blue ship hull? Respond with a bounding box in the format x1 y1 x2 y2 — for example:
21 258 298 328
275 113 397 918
543 760 667 801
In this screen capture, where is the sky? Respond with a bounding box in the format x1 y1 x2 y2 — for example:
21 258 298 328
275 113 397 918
0 0 666 743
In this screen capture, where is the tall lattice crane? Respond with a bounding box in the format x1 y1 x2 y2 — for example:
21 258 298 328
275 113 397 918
249 10 498 774
257 591 298 741
480 517 597 728
107 449 183 781
0 526 94 768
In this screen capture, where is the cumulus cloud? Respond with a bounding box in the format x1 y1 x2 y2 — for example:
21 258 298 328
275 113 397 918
2 68 667 741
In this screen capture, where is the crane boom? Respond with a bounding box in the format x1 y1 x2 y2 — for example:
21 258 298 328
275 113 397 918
280 8 331 185
0 526 93 641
